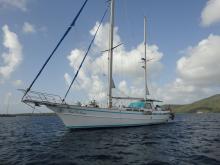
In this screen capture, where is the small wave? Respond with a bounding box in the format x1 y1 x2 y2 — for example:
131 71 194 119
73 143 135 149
116 151 137 156
142 141 158 145
146 160 171 165
76 154 123 161
189 155 220 165
113 144 129 147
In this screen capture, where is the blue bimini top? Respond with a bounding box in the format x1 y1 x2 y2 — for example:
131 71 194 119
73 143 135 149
128 101 145 108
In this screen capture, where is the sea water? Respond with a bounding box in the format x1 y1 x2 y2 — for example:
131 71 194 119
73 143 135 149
0 113 219 165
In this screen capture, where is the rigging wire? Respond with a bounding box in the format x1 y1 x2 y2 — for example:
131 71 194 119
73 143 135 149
22 0 89 100
62 7 109 103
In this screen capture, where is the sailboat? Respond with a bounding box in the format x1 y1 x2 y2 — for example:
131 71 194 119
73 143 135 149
20 0 174 128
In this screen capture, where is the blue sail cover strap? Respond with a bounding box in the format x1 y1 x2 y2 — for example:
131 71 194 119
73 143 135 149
22 0 89 100
62 7 109 102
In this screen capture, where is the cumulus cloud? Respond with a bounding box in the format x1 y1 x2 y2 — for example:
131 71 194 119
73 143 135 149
153 34 220 104
118 80 144 98
201 0 220 26
89 22 121 51
87 75 106 101
65 22 164 102
22 22 36 34
0 0 27 11
0 25 22 80
177 34 220 86
153 79 216 104
64 72 107 102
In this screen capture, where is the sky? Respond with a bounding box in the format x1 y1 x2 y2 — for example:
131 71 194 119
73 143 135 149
0 0 220 113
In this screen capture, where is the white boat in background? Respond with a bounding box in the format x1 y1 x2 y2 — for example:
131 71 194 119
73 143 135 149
21 0 174 129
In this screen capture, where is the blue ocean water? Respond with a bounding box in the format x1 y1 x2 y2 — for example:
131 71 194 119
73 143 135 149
0 113 219 165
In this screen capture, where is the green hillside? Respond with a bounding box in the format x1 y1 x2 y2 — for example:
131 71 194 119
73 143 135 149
168 94 220 113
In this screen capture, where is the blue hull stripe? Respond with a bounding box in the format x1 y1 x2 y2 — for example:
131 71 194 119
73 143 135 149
63 106 169 115
48 105 170 115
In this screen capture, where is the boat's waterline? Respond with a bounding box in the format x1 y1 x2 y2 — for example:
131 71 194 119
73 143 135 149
47 105 170 129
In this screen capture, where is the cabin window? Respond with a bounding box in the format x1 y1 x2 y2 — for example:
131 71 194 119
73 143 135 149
145 103 152 109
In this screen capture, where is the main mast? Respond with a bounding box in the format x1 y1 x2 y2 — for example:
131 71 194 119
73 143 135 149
144 16 149 100
108 0 115 108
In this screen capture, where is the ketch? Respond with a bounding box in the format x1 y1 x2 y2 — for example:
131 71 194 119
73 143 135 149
20 0 174 129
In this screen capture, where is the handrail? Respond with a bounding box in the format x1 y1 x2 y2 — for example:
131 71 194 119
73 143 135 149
19 89 63 104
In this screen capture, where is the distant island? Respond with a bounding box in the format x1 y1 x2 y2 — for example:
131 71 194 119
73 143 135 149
167 94 220 113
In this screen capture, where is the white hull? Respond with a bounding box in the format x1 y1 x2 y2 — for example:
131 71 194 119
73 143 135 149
47 104 170 129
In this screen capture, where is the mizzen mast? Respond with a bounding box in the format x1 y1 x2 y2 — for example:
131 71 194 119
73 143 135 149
144 16 149 100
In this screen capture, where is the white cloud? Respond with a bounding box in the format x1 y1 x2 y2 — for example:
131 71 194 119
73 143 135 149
201 0 220 26
118 80 128 95
0 0 27 11
152 79 215 104
64 22 164 102
177 34 220 86
67 49 92 72
64 72 106 102
89 22 122 52
64 73 71 85
0 25 22 80
118 80 144 98
153 34 220 104
88 75 106 101
22 22 36 34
